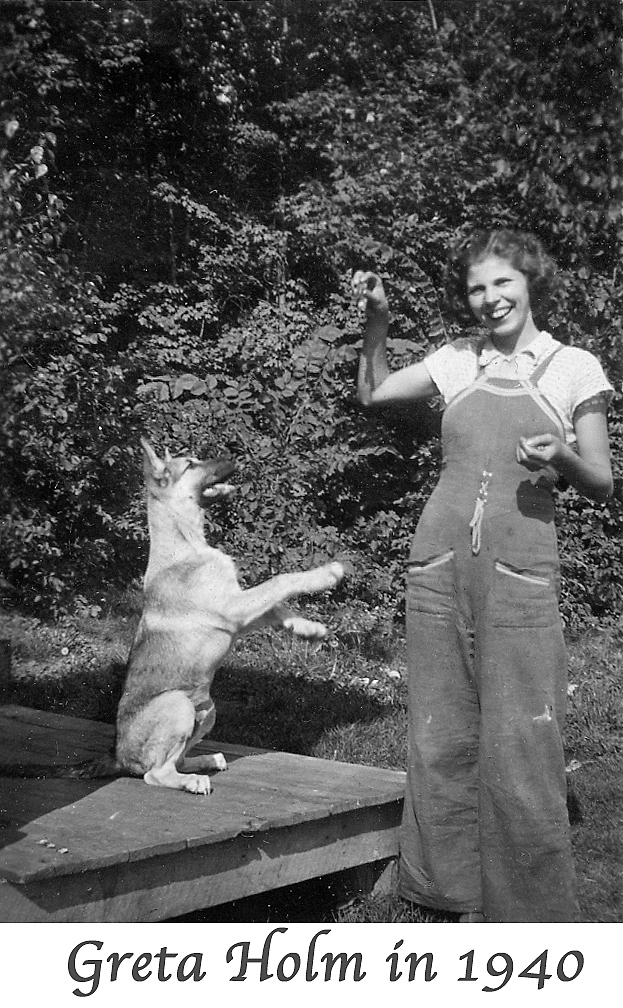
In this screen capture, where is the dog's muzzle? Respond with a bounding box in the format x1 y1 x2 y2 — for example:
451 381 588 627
200 457 236 500
206 457 236 484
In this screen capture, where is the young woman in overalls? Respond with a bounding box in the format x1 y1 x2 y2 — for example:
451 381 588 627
354 229 613 922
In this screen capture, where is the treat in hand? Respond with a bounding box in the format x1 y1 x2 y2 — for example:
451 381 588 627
351 270 388 316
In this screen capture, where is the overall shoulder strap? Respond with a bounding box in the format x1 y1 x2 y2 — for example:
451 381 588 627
530 344 564 385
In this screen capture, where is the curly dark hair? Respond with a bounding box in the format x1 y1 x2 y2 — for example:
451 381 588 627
443 229 561 327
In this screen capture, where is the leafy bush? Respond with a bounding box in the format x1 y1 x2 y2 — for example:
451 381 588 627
1 0 621 623
0 114 140 610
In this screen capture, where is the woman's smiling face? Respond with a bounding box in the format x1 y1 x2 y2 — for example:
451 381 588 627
466 255 536 348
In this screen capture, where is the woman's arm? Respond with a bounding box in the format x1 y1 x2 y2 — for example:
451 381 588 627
516 405 613 502
354 271 438 407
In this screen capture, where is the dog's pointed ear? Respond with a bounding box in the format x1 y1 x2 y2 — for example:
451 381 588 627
140 438 167 479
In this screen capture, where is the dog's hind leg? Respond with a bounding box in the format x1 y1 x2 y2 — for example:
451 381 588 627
177 700 228 774
119 691 215 794
181 753 228 773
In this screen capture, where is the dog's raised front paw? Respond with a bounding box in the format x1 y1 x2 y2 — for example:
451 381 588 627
202 483 236 500
284 616 328 638
329 561 345 582
328 559 355 582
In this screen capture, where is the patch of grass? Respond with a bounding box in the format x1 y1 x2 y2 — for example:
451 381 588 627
565 627 623 764
0 610 133 721
210 626 407 761
571 759 623 923
0 603 621 922
335 895 453 924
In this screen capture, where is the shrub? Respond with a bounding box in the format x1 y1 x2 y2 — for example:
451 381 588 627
1 0 621 625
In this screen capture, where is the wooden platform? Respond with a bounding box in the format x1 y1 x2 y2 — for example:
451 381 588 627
0 705 405 922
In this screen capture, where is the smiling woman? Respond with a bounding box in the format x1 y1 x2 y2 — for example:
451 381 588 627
466 256 536 350
353 227 614 923
444 229 560 331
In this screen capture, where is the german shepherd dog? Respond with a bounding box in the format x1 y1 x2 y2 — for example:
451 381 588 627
3 440 346 793
113 439 346 794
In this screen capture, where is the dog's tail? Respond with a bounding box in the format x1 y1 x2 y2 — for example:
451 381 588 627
0 751 123 780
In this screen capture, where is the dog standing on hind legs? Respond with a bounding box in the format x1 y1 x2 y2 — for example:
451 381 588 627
112 438 346 795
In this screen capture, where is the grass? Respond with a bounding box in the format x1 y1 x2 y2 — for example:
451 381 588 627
0 595 621 923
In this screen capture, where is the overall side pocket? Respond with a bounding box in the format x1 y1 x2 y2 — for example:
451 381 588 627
406 550 455 616
489 560 559 628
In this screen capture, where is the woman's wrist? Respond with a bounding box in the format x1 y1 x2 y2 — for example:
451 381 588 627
365 306 389 326
555 443 612 500
554 441 575 471
363 312 389 344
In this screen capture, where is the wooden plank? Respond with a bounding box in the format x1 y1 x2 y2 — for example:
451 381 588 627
0 704 269 764
0 706 405 886
0 754 405 883
0 704 115 738
0 706 405 809
222 750 404 808
1 724 101 765
0 703 406 921
0 803 402 922
0 705 114 766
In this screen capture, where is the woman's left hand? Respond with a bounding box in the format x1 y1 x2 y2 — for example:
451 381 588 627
516 433 565 471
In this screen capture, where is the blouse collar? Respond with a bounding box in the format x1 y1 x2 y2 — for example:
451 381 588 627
478 330 557 367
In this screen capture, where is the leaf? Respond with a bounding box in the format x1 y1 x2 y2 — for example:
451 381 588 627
315 325 340 343
136 381 170 401
172 373 204 398
190 379 208 396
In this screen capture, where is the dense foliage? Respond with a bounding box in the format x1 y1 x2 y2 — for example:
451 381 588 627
1 0 621 625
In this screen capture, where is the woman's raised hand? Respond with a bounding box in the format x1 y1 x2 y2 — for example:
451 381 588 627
351 270 389 318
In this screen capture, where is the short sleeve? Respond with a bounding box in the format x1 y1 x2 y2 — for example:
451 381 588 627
563 348 614 417
423 343 455 398
423 339 479 404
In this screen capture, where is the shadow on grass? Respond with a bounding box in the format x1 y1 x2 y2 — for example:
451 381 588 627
570 758 623 922
1 662 127 724
169 876 456 924
211 660 402 758
2 655 405 764
170 874 356 924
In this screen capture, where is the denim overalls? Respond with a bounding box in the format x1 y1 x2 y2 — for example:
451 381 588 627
399 350 580 922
